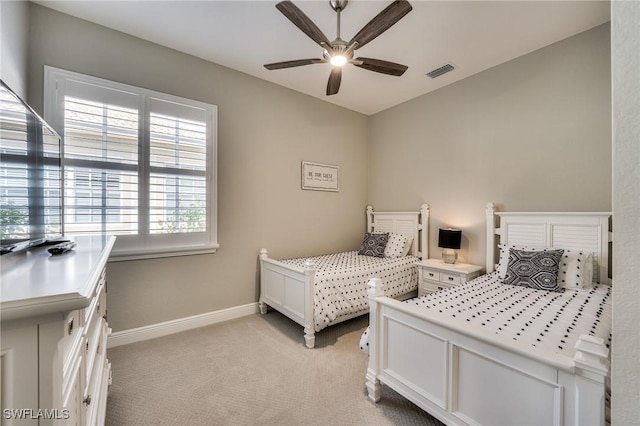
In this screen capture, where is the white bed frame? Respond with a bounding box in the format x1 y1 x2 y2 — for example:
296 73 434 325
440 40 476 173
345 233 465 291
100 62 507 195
366 203 612 426
259 204 430 349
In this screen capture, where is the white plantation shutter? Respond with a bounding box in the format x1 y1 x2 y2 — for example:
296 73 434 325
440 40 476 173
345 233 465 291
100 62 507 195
62 90 139 236
45 67 218 259
148 98 208 234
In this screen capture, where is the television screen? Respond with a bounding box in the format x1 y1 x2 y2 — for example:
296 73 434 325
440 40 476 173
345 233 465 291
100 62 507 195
0 80 62 252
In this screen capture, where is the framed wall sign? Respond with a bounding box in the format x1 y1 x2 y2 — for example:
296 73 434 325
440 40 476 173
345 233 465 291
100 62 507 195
301 161 339 192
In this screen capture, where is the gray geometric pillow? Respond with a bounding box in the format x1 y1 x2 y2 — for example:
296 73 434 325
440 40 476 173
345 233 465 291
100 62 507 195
503 248 564 291
357 232 389 257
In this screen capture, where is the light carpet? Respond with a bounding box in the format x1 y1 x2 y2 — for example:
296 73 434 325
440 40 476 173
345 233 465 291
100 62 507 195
106 311 443 425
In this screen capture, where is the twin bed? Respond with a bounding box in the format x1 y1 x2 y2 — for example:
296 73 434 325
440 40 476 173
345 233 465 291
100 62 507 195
258 203 612 425
259 205 429 348
364 203 611 426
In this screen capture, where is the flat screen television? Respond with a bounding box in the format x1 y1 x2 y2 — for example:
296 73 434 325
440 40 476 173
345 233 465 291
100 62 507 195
0 79 63 254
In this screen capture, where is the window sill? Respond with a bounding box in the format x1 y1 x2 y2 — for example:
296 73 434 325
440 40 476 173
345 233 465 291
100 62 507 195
108 244 219 262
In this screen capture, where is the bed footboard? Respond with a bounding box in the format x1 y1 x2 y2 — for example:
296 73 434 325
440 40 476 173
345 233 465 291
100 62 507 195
259 248 316 348
366 278 609 426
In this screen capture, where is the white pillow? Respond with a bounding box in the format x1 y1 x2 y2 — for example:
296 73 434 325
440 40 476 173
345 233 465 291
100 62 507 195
401 235 414 257
383 233 408 258
560 250 593 289
497 244 594 289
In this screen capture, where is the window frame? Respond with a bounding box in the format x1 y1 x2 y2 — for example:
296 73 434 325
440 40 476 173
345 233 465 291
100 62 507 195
44 66 218 261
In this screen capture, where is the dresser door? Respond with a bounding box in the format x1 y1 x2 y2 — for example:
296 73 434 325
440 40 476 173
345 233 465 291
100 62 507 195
1 323 39 425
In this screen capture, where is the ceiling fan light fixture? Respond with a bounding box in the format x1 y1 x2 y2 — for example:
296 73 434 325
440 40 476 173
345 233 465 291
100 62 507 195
266 0 413 95
330 55 348 67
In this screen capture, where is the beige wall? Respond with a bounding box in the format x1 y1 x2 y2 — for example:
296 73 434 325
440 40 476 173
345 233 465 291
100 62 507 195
27 4 369 331
1 0 30 98
611 1 640 423
368 24 611 267
21 3 640 420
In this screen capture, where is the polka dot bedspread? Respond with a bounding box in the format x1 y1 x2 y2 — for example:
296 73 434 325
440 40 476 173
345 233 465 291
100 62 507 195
360 272 612 359
280 251 419 332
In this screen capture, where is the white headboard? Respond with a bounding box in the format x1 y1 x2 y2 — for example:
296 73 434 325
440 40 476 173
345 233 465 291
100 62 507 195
366 204 429 260
485 203 612 285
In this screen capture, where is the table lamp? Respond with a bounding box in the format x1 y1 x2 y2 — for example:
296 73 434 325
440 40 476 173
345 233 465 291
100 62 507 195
438 228 462 264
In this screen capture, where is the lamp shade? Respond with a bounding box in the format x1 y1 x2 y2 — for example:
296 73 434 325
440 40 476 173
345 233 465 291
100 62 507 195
438 228 462 250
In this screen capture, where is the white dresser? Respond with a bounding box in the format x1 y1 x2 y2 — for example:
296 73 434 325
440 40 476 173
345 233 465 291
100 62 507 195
1 235 115 425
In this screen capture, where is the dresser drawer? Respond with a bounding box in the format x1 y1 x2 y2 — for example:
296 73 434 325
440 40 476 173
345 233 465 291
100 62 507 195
84 269 106 325
61 333 84 423
84 283 107 389
59 309 83 362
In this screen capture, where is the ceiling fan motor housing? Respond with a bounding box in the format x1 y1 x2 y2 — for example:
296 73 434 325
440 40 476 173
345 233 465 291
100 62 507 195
330 0 348 12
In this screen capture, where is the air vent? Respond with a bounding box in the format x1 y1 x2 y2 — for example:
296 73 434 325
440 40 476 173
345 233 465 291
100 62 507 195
426 64 454 79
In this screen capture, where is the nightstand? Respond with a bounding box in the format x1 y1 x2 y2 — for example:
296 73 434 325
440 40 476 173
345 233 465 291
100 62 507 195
416 259 484 296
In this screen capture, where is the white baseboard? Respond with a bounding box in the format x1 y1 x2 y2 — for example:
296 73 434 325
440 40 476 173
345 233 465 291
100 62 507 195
107 302 259 348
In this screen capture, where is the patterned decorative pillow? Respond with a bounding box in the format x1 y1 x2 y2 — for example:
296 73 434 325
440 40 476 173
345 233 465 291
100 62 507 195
503 248 564 291
358 232 389 257
497 244 594 289
384 233 408 258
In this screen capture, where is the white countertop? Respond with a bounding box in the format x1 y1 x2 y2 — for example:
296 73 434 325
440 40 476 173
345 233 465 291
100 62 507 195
1 235 115 322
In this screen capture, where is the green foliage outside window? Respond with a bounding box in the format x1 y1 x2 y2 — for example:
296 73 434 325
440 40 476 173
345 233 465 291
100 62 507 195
0 205 29 240
157 202 205 233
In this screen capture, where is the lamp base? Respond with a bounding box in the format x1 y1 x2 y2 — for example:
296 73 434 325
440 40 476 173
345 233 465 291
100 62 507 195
442 249 457 264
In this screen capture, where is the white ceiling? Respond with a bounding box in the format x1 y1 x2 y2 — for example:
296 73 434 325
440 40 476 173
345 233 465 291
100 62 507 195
34 0 610 115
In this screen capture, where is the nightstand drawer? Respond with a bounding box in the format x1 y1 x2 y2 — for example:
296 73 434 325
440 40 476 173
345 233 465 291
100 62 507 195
423 270 440 281
423 282 456 293
439 273 461 285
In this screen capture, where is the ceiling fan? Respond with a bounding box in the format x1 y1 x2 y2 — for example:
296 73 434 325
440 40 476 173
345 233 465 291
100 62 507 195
264 0 413 96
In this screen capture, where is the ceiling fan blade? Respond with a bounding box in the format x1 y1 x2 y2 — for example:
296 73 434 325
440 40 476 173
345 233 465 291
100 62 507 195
348 0 412 50
326 68 342 96
352 57 408 76
276 1 332 49
264 58 324 70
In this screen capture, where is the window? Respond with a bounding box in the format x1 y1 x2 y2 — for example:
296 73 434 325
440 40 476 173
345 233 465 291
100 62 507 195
45 67 218 260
